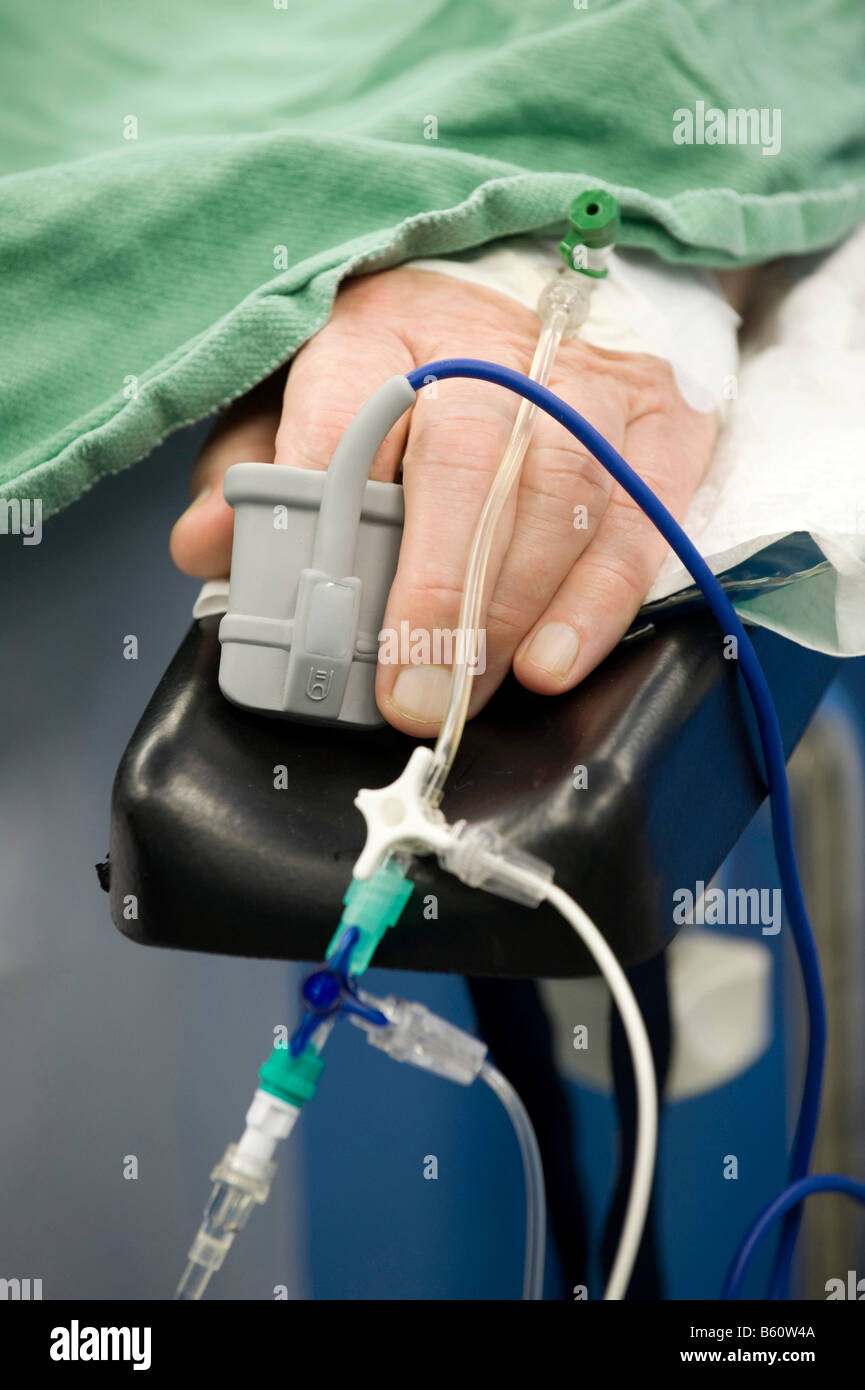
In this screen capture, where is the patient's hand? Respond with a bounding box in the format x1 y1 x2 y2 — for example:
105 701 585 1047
171 267 718 734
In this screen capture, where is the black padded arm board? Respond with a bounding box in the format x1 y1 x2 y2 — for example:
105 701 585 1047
103 613 838 978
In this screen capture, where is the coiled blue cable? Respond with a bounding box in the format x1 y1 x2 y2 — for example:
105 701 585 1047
723 1176 865 1300
405 357 828 1298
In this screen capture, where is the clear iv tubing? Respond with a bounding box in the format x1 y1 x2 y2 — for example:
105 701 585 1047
480 1060 546 1300
422 285 579 807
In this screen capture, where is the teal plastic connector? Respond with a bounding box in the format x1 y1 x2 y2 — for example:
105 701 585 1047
558 188 620 275
326 863 415 974
259 1044 325 1107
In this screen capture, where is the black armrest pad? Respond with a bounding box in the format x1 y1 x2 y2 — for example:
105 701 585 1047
104 614 837 977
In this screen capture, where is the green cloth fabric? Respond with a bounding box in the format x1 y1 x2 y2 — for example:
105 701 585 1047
2 0 864 517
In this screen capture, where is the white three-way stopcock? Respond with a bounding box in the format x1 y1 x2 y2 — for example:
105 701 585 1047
352 745 554 907
352 746 453 878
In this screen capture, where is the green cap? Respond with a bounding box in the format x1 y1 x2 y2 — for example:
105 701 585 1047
566 189 620 247
558 188 620 270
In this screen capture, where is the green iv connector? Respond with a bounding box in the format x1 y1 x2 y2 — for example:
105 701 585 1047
558 189 620 276
259 1044 325 1107
326 861 415 975
257 864 413 1109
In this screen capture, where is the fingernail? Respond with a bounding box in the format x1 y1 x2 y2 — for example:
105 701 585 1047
391 665 452 723
525 622 579 678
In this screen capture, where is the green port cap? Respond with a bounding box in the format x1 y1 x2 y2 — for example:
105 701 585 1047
567 189 620 247
558 189 620 270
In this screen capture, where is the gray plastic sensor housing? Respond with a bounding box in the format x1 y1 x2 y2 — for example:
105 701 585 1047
218 374 416 728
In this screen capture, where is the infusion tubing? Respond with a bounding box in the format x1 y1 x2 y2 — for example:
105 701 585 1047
178 347 838 1303
401 357 828 1299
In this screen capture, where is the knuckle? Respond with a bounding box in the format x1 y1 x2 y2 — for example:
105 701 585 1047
397 575 466 628
622 354 679 415
579 547 650 611
485 589 534 644
275 394 358 470
408 407 510 475
525 443 612 527
606 490 665 545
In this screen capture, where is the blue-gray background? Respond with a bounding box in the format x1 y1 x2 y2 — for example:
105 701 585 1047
0 431 534 1301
